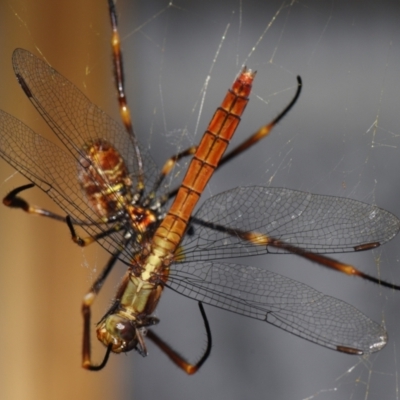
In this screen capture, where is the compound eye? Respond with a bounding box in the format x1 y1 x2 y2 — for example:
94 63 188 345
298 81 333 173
105 315 136 343
114 319 136 342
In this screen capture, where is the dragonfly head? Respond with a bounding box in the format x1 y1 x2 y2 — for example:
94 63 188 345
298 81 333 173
96 314 144 355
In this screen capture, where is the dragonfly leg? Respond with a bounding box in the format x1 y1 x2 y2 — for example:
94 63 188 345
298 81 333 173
3 183 66 222
108 0 144 195
146 302 212 375
222 221 400 290
163 76 302 203
197 215 400 291
3 184 113 248
109 0 204 209
81 251 120 371
218 76 302 168
266 237 400 290
150 145 197 199
65 215 122 247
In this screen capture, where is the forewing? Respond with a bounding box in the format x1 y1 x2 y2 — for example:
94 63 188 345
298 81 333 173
0 109 132 261
181 186 400 261
11 48 159 194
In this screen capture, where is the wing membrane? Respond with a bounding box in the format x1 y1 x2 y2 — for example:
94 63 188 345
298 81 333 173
0 109 132 260
167 260 387 354
12 48 160 195
181 186 400 261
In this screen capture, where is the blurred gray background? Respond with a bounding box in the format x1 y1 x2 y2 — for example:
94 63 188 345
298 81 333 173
1 0 400 399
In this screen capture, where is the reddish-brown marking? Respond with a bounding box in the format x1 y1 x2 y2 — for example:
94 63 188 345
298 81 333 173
336 345 363 355
126 205 157 234
78 139 132 217
354 242 380 251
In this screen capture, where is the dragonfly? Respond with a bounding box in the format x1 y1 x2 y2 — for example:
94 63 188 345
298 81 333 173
0 0 400 373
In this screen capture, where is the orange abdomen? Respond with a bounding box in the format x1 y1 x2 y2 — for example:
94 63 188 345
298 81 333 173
152 67 256 256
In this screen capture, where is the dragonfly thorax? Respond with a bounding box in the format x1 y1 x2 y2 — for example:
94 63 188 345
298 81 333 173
126 205 158 234
78 138 133 218
96 273 163 355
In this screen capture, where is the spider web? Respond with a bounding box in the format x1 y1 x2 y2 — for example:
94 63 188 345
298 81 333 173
117 2 400 399
0 1 400 400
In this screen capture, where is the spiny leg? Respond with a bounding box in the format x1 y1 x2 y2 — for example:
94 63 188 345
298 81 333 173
219 75 302 168
3 183 66 222
108 0 144 195
161 76 302 204
146 146 198 204
82 250 121 371
194 217 400 291
265 236 400 290
4 183 120 249
146 302 212 375
66 215 122 247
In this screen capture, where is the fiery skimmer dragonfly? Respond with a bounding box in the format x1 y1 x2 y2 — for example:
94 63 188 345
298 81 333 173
0 2 399 373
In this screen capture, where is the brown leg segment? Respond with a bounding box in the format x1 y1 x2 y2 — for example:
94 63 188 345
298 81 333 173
108 0 144 194
219 76 302 168
81 252 121 370
65 215 121 247
163 76 302 203
146 302 212 375
4 184 114 248
195 218 400 291
3 183 66 222
150 146 198 197
266 237 400 290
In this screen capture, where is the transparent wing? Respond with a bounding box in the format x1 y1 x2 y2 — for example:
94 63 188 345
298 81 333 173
166 260 387 354
181 186 400 261
0 109 135 262
11 48 160 195
0 49 169 264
